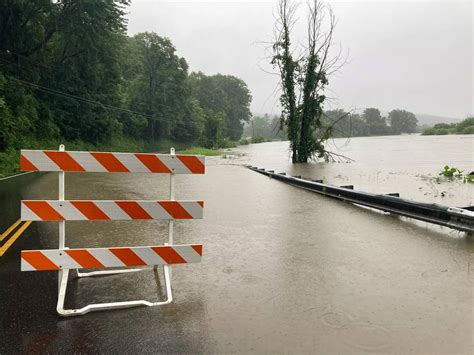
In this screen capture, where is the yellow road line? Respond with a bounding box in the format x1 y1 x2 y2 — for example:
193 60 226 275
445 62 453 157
0 221 32 257
0 219 22 242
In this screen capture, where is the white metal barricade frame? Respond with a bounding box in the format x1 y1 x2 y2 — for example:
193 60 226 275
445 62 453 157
20 145 204 316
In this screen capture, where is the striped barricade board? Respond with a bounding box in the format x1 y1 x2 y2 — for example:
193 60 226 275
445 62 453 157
21 200 204 221
21 245 203 271
20 149 205 174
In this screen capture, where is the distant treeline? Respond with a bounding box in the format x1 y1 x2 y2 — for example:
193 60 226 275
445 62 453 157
422 117 474 136
0 1 251 174
245 108 418 141
325 108 418 137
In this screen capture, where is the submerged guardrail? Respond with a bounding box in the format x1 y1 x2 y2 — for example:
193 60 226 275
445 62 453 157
247 166 474 233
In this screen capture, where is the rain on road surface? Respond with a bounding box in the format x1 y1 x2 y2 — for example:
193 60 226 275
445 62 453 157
1 135 473 353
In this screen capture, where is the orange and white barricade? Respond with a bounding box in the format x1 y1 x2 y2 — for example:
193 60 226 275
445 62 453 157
20 145 205 316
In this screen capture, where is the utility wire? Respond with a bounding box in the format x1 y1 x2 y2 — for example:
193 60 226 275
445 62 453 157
0 60 246 134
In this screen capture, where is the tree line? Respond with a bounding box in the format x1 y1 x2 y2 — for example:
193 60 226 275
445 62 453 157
245 108 418 142
0 1 252 174
422 117 474 136
325 108 418 137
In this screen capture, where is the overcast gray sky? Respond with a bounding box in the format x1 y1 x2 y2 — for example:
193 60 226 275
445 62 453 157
126 0 473 119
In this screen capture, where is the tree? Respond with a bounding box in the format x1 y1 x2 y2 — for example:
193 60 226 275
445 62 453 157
324 109 367 138
0 0 254 175
243 114 286 140
362 108 389 136
0 0 130 145
272 0 344 162
189 72 252 144
47 0 128 144
388 109 418 134
216 75 252 140
127 32 194 141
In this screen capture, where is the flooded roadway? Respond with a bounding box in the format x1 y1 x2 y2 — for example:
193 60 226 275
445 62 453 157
1 135 473 353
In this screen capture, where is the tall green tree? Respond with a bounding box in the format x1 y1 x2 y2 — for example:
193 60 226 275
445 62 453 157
189 72 252 144
272 0 344 162
0 0 254 171
388 109 417 134
127 32 199 142
362 108 388 136
0 0 130 145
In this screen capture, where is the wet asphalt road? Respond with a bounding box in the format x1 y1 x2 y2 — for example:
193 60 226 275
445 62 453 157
1 136 473 353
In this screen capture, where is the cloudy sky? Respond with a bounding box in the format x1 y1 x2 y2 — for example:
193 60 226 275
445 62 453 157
126 0 473 119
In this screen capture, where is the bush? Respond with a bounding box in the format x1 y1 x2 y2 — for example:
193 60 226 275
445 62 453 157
433 123 454 129
219 139 238 149
461 126 474 134
0 149 19 177
457 117 474 130
239 138 249 145
178 147 221 156
422 128 436 135
251 135 265 144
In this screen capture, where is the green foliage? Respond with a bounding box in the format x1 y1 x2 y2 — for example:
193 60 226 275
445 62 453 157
189 72 252 143
438 165 473 183
239 138 249 145
178 147 221 156
324 108 418 138
251 135 266 144
362 108 386 135
462 126 474 134
439 165 463 179
0 149 19 177
465 174 474 183
422 117 474 136
243 114 287 141
272 0 345 162
126 32 195 141
0 0 252 175
388 109 418 134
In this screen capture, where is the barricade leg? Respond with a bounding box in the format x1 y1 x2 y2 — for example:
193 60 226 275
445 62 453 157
76 268 144 277
56 263 173 317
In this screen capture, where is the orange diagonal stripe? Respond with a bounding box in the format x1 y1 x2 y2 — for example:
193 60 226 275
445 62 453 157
44 151 85 172
135 154 172 173
176 155 205 174
90 152 130 172
70 201 110 220
65 249 104 269
22 251 60 271
23 201 64 220
115 201 153 219
158 201 193 219
20 155 38 171
152 246 187 264
109 248 146 266
191 244 203 256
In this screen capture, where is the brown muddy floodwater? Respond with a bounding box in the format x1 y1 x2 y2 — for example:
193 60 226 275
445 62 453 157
19 135 474 353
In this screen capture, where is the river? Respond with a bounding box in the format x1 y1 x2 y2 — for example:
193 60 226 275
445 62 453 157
1 134 473 353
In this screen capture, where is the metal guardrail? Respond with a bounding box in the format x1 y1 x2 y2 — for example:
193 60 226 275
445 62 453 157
247 166 474 233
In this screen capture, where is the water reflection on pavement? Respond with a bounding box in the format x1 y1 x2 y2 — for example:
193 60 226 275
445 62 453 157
1 135 473 353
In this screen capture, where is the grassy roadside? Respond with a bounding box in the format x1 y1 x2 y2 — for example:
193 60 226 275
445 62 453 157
177 147 222 156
